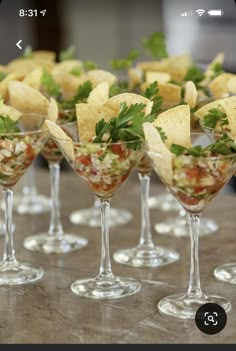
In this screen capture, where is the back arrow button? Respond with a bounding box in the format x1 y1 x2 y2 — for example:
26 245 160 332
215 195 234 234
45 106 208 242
16 40 22 50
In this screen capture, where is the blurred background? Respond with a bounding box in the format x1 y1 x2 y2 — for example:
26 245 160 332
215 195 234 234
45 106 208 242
0 0 236 71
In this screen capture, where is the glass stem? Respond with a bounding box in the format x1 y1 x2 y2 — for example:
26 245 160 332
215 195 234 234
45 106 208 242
3 188 17 264
187 213 203 298
22 163 37 201
48 163 63 238
93 196 100 210
98 199 114 279
138 173 155 249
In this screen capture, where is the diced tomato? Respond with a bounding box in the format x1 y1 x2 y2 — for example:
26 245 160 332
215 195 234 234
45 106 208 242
178 192 200 206
77 155 91 166
121 173 129 183
185 167 201 178
111 144 126 158
193 186 205 193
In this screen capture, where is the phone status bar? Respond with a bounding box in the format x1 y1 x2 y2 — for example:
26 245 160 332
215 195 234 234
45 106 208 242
181 9 224 17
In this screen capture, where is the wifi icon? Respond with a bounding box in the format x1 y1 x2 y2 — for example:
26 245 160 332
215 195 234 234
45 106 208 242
196 9 205 16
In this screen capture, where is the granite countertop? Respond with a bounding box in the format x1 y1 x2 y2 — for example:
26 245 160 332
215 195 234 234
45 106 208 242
0 168 236 344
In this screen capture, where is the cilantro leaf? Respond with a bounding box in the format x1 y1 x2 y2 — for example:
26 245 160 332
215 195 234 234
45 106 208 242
202 108 227 129
21 45 33 59
83 60 98 71
170 144 187 156
110 49 140 71
41 69 61 98
210 63 224 80
59 46 76 62
109 81 128 97
143 81 163 115
184 66 205 84
142 32 168 59
58 81 92 121
0 72 7 82
93 102 156 147
70 66 82 77
0 115 20 133
156 126 167 142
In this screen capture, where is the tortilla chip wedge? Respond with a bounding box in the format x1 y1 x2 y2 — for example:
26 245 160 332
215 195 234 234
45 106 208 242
222 100 236 137
87 82 110 105
103 93 151 115
143 122 173 186
8 81 49 114
195 96 236 120
184 81 197 108
209 73 235 99
45 120 75 161
153 105 191 148
76 104 114 142
0 104 22 121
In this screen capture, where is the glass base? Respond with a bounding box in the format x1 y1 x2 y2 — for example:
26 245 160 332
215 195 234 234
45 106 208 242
70 207 132 227
0 260 44 285
148 193 180 212
113 245 179 267
214 263 236 284
14 194 51 215
71 275 141 299
158 293 231 320
23 233 88 254
154 216 218 237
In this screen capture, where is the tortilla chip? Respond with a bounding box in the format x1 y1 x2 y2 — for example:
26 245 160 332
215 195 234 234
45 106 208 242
52 72 92 99
45 120 75 161
141 82 181 109
227 76 236 94
153 105 191 148
0 73 23 102
195 96 236 119
128 67 142 90
23 67 43 91
87 69 117 87
222 100 236 137
143 122 173 185
87 82 109 105
103 93 151 115
146 71 171 84
76 103 114 142
51 60 84 76
6 58 38 76
184 81 197 108
32 51 56 63
209 73 235 99
47 98 58 122
204 52 224 78
8 81 49 114
0 104 22 121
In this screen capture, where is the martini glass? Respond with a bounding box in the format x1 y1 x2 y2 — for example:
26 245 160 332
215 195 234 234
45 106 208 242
200 122 236 284
24 122 88 254
53 133 144 299
148 132 236 319
69 198 132 227
12 163 51 215
0 122 49 285
113 154 179 267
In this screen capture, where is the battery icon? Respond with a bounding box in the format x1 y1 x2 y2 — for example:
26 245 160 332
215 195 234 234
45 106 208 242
207 9 224 16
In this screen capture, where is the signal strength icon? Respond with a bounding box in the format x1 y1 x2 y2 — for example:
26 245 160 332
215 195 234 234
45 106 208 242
196 9 205 16
181 10 192 16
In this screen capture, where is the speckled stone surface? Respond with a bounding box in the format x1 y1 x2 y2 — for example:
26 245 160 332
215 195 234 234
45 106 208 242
0 168 236 344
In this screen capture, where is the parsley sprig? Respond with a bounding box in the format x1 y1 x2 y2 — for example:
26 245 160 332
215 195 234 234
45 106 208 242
202 108 228 129
111 49 140 70
0 115 20 133
170 133 236 157
141 32 168 59
59 46 76 62
142 81 163 115
93 102 156 147
41 69 61 99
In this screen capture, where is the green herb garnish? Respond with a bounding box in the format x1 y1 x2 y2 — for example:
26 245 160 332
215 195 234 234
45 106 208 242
93 102 156 147
110 49 140 70
210 62 224 80
109 81 128 97
0 72 7 82
41 69 61 98
0 115 20 133
59 46 76 62
184 66 205 84
22 45 33 59
143 81 163 115
142 32 168 59
157 126 167 143
170 133 236 157
70 66 82 77
202 108 228 129
83 60 98 71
